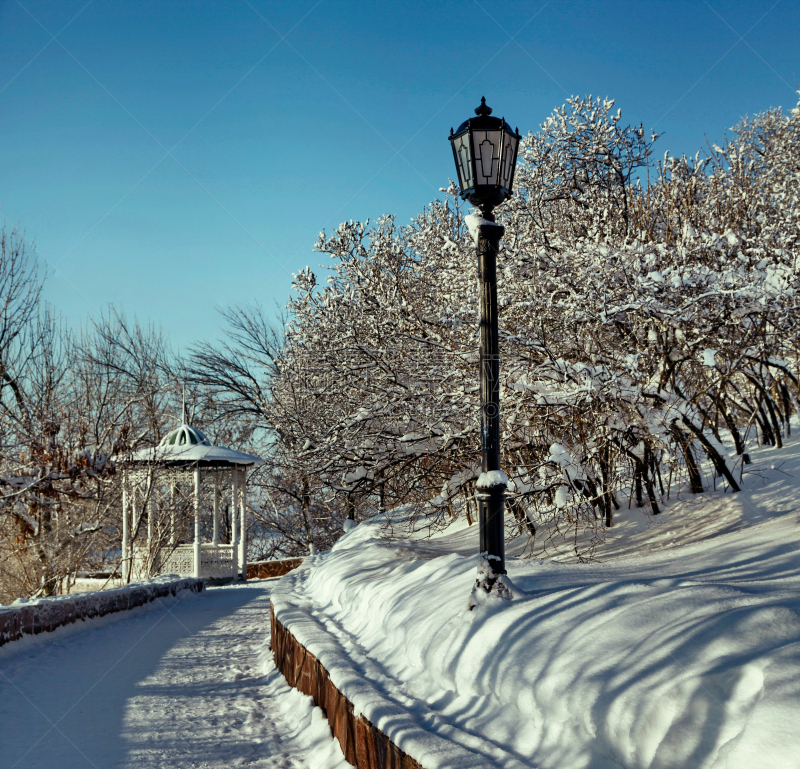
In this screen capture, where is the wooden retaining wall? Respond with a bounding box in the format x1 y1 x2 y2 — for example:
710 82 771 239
247 558 304 580
271 603 423 769
0 577 204 649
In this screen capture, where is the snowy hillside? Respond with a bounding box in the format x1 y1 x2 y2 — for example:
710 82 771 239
271 436 800 769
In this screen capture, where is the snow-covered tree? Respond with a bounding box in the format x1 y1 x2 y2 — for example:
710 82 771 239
196 92 800 561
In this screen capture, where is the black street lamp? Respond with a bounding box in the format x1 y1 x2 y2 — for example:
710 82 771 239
449 98 521 594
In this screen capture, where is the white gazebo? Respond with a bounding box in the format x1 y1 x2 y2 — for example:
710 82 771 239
121 422 263 582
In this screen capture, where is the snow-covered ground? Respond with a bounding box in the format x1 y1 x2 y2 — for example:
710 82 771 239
272 436 800 769
0 582 348 769
4 441 799 769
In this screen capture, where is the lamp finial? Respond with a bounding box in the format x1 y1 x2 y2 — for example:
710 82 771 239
475 97 492 117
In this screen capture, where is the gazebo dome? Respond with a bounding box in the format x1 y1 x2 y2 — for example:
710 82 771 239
159 424 210 448
127 422 263 467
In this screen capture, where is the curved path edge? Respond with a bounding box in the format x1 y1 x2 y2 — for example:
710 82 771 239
271 602 424 769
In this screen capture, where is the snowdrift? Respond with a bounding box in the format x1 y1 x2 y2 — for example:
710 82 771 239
271 440 800 769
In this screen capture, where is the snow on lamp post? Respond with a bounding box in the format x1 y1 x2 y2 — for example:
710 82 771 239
449 97 520 599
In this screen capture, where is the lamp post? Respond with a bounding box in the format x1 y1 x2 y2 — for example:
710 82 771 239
449 98 521 593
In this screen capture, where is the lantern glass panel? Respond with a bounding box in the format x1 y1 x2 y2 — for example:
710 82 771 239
453 132 473 191
472 129 502 186
499 130 519 190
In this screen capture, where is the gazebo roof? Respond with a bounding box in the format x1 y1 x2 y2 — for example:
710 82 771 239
126 423 264 467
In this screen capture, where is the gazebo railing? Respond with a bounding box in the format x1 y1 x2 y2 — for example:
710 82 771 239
159 545 196 577
133 543 237 579
199 544 235 577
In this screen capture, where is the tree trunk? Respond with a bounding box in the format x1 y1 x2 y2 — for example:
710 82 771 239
681 417 741 492
670 426 704 494
643 444 661 515
718 397 746 457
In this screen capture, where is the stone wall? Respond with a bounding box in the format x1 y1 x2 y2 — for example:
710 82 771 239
247 558 304 580
0 576 204 649
271 603 423 769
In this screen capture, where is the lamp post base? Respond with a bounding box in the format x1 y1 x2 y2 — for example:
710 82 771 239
476 480 507 578
468 554 514 609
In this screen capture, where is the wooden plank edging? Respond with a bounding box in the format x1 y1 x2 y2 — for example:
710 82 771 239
271 602 425 769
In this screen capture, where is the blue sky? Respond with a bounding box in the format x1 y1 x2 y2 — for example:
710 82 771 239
1 0 798 351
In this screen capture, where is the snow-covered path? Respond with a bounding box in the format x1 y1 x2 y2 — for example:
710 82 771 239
0 582 347 769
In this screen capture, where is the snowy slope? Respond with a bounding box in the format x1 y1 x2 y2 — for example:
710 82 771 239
0 583 347 769
271 438 800 769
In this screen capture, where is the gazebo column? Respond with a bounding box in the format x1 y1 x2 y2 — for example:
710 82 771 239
145 488 153 578
231 468 239 579
193 465 201 579
146 485 152 546
212 476 220 546
131 486 138 580
121 471 129 582
170 479 177 546
239 468 247 581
